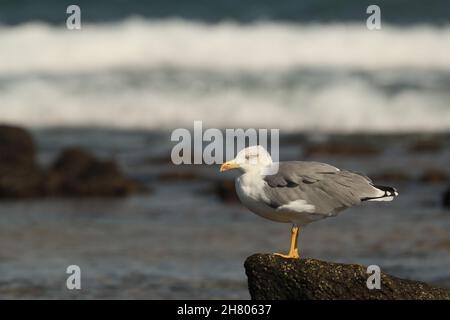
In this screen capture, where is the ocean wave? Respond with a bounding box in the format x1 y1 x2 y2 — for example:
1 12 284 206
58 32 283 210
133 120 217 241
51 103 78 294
1 68 449 132
1 19 450 74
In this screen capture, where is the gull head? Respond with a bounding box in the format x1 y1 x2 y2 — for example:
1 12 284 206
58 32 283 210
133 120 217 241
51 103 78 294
220 145 273 173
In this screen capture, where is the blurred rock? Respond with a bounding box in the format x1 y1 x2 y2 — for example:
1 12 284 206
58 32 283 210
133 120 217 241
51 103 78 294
0 125 146 198
245 254 450 300
143 154 173 165
211 180 239 203
304 142 380 158
420 169 449 184
0 125 43 198
0 124 36 168
409 140 443 154
48 147 146 197
444 188 450 209
371 170 412 182
158 171 200 182
51 148 97 180
0 165 43 198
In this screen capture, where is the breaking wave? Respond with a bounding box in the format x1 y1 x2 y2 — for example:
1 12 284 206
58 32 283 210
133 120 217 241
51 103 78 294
1 19 449 132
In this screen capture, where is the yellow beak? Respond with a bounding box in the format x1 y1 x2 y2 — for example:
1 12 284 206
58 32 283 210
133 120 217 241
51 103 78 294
220 161 240 172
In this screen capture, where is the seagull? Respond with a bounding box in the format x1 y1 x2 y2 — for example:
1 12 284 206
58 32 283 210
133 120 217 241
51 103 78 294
220 145 398 259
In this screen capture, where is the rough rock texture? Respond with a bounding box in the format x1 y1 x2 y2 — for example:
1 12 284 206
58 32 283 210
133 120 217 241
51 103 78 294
245 254 450 300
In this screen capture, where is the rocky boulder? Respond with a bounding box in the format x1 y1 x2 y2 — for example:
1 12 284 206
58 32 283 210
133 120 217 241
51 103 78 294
0 124 36 167
304 142 380 158
0 125 145 198
444 188 450 209
47 147 145 197
211 180 239 203
245 254 450 300
0 125 43 198
409 140 443 154
420 169 449 184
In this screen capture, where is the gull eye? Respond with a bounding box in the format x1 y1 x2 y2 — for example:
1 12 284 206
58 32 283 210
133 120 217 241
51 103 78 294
245 154 250 160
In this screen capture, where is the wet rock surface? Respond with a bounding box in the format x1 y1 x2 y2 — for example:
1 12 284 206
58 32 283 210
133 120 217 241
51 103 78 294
245 254 450 300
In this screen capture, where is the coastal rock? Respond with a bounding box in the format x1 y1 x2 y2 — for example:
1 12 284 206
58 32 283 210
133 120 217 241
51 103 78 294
245 254 450 300
0 165 43 198
304 142 380 158
212 180 239 203
0 125 146 198
158 171 200 182
143 154 173 165
444 188 450 209
0 125 43 198
371 170 412 182
51 148 97 180
48 147 146 196
420 169 448 184
409 140 442 154
0 124 36 167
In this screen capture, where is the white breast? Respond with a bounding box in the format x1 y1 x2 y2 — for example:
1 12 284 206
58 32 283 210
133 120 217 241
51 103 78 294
235 173 292 223
235 173 327 225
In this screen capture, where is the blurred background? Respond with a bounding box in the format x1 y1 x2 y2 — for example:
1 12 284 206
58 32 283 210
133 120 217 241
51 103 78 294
0 0 450 299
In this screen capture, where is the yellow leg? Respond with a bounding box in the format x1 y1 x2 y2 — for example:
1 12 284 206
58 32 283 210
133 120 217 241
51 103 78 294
274 225 300 259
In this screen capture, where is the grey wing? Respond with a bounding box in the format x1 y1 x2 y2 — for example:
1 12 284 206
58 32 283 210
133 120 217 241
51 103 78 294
262 161 379 215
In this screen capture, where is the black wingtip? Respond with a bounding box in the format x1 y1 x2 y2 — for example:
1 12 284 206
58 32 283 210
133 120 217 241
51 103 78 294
373 185 399 197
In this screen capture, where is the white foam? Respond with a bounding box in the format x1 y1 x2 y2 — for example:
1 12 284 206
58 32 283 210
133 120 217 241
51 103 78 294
1 19 450 132
0 71 449 132
1 19 450 74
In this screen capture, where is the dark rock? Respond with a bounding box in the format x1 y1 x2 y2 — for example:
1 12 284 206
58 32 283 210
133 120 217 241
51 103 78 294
0 124 146 198
371 170 412 182
304 142 380 158
409 140 443 154
0 125 43 198
48 147 146 197
212 180 239 203
444 188 450 209
420 169 449 184
158 171 200 182
0 165 43 198
143 154 173 165
279 133 308 146
51 148 97 180
245 254 450 300
0 124 36 168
